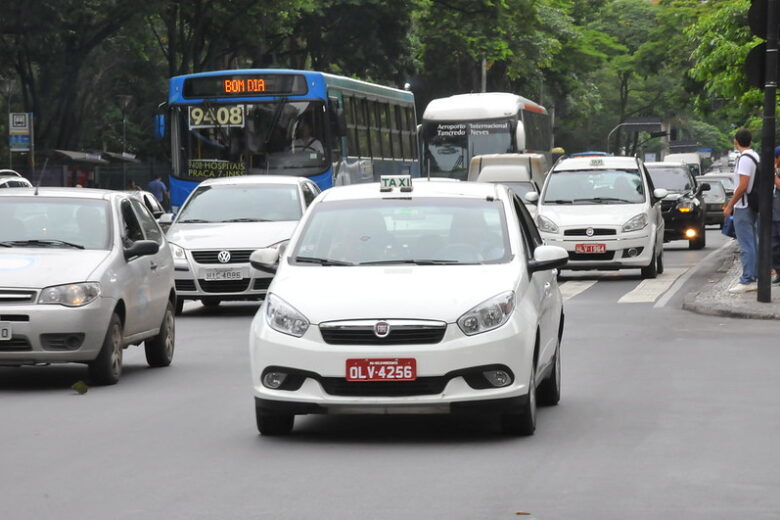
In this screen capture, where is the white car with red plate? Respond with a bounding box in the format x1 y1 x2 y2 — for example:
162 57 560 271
248 175 569 436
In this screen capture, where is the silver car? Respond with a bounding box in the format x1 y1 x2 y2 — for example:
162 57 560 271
0 188 176 384
165 175 319 313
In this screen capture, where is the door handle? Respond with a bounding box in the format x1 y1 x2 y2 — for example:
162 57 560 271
150 262 158 271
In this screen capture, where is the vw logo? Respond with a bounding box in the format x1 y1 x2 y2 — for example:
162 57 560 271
585 227 595 237
217 250 231 264
374 321 391 338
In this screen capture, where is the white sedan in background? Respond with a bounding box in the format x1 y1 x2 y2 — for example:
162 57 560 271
248 175 568 436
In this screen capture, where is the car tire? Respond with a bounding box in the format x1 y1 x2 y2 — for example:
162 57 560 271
255 408 294 436
500 371 536 436
641 248 659 279
689 226 706 250
175 298 184 316
537 340 561 406
201 298 220 308
144 301 175 367
656 248 664 275
88 313 123 385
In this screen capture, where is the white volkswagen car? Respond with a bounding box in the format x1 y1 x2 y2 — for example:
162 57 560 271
248 176 569 436
165 176 320 313
535 156 667 278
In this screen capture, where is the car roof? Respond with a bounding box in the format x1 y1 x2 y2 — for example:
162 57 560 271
0 175 31 182
0 187 129 201
0 169 22 177
318 178 502 203
197 175 308 187
553 156 640 171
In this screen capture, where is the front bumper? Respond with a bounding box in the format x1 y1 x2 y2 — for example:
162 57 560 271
248 313 536 414
174 256 273 301
661 211 703 241
0 296 115 364
540 228 656 269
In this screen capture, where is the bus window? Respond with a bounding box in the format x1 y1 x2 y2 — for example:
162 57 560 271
355 98 371 158
344 95 360 157
404 107 416 160
368 101 382 158
379 103 392 158
391 105 403 160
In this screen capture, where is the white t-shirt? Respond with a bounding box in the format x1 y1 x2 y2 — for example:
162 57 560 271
733 149 759 209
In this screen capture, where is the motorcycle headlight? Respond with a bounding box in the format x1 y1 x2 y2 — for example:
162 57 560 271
537 215 559 233
676 201 695 213
622 213 648 232
457 291 515 336
38 282 101 307
265 293 309 337
169 242 187 261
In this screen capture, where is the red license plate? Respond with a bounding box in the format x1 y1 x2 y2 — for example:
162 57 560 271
346 358 417 382
575 243 606 254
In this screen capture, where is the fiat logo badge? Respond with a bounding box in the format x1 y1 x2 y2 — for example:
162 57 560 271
217 250 231 263
374 321 391 338
585 227 595 237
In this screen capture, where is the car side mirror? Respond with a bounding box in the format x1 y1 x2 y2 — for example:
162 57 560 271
250 248 280 274
528 245 568 274
524 192 539 203
653 188 669 200
698 182 711 193
159 213 174 225
124 240 159 260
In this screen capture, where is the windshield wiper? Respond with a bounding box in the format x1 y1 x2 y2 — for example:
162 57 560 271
544 199 573 204
358 259 463 266
575 197 635 204
178 218 213 223
294 256 354 266
1 239 85 249
220 218 271 223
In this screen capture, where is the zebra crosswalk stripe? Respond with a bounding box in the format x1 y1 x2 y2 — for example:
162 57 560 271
617 268 688 303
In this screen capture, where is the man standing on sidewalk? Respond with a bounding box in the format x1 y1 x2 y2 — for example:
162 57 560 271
724 128 760 293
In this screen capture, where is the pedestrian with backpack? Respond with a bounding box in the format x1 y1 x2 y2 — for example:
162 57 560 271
723 128 760 293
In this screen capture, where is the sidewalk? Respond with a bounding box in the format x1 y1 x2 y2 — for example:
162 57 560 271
683 241 780 319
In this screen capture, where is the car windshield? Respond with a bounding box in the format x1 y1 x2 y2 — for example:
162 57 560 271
646 166 692 192
0 198 111 249
291 198 512 265
543 169 645 204
175 100 327 180
176 184 301 223
706 176 735 190
702 180 726 203
423 119 513 180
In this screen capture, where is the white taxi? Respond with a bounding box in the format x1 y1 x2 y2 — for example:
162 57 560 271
248 175 569 436
535 156 667 278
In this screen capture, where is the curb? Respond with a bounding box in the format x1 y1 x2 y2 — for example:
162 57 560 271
682 241 780 320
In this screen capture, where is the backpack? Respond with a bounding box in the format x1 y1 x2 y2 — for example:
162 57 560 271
738 153 760 213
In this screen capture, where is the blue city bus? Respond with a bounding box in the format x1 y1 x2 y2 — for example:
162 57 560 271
167 69 419 208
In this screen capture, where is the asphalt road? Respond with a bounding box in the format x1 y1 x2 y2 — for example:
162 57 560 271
2 229 779 520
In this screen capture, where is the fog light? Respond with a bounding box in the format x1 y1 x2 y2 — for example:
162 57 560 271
262 372 287 389
626 248 639 257
483 370 512 387
685 228 697 239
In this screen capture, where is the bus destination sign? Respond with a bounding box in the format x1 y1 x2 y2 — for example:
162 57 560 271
182 74 308 99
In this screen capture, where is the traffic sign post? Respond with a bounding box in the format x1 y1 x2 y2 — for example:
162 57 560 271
8 112 34 175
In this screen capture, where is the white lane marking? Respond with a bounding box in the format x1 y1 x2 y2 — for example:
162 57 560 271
559 280 598 301
653 240 734 308
618 268 687 303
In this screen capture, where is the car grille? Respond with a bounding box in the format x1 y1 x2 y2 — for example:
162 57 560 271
191 250 253 264
568 251 615 261
0 336 32 351
319 321 447 345
253 278 272 291
0 290 36 304
198 279 250 293
319 377 448 396
175 280 196 292
563 228 617 236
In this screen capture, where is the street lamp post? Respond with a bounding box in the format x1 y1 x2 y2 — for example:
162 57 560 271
116 95 133 190
2 78 14 169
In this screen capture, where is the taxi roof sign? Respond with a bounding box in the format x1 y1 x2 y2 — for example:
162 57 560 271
589 158 604 167
380 175 413 192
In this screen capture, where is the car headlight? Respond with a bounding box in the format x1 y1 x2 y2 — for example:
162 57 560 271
622 213 648 232
537 215 559 233
38 282 101 307
457 291 515 336
265 293 309 337
169 242 187 260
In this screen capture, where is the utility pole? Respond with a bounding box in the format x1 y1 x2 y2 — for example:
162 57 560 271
116 95 132 190
2 78 13 169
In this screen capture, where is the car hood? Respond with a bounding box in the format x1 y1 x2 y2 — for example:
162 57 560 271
0 249 110 289
167 221 298 250
270 263 520 324
539 204 646 227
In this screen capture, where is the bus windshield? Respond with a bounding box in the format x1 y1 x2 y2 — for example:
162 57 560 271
175 100 328 181
423 119 513 180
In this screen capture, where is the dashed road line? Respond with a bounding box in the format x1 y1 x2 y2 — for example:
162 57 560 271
559 280 598 301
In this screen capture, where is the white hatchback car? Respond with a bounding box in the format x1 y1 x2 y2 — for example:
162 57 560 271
248 176 569 436
536 156 667 278
165 176 320 313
